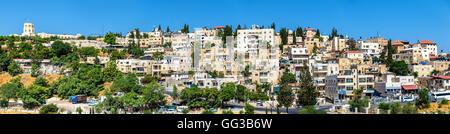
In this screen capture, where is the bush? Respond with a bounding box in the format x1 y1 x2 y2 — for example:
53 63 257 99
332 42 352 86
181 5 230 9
39 104 59 114
401 102 418 114
201 109 214 114
143 110 153 114
76 107 83 114
222 109 234 114
378 102 390 114
440 98 448 105
182 108 189 114
390 102 401 114
0 99 8 108
244 103 254 114
298 105 326 114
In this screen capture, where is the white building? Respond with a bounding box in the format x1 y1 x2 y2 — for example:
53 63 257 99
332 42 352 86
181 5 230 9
236 25 275 52
22 23 35 36
357 42 381 56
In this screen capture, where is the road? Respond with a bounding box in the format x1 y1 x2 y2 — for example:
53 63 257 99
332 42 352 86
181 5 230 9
225 102 333 114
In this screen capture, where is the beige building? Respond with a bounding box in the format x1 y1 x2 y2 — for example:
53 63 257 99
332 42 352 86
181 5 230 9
409 64 433 77
366 37 388 48
22 23 35 36
430 61 450 72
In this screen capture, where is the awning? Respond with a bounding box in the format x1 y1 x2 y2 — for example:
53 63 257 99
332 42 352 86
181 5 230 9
273 87 280 92
386 86 402 90
402 85 418 91
364 90 375 94
338 91 353 94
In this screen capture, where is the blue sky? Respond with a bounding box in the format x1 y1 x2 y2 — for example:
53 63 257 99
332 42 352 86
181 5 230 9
1 0 450 52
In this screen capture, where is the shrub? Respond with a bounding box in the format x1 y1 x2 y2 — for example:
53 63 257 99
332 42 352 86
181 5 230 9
298 105 327 114
182 108 189 114
440 98 448 105
378 102 390 114
143 110 153 114
201 109 214 114
39 104 59 114
76 107 83 114
244 103 254 114
0 99 8 108
222 109 234 114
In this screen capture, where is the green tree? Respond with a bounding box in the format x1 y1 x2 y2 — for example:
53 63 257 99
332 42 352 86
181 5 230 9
297 62 317 106
110 73 142 93
430 70 440 76
7 61 23 76
78 47 99 58
279 28 288 45
22 85 51 109
51 40 72 57
0 83 21 101
141 81 167 109
34 77 49 87
236 85 248 103
415 89 430 109
244 103 254 114
221 25 233 42
0 53 13 72
119 91 143 112
348 87 369 112
77 35 86 40
219 83 236 105
412 72 419 78
389 60 408 76
172 85 178 100
102 61 122 82
31 64 40 77
128 42 144 58
331 27 338 39
277 83 295 113
347 38 357 51
280 70 297 85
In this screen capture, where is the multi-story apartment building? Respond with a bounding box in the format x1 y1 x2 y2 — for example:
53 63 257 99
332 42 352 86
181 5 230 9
393 47 428 64
331 37 348 52
420 40 437 56
375 73 415 95
357 42 381 56
408 64 433 77
325 67 375 99
365 37 388 49
289 47 309 75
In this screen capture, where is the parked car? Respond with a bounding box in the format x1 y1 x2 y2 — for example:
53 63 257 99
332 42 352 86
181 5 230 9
257 101 263 106
209 108 217 112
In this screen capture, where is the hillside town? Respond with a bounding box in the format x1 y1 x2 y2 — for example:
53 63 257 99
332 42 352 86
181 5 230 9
0 22 449 114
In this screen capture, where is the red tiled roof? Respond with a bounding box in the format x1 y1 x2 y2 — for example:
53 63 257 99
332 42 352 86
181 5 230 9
342 51 363 54
289 83 301 87
430 56 439 59
432 75 450 80
420 40 436 45
392 40 404 45
305 28 315 31
402 85 418 91
214 26 224 29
